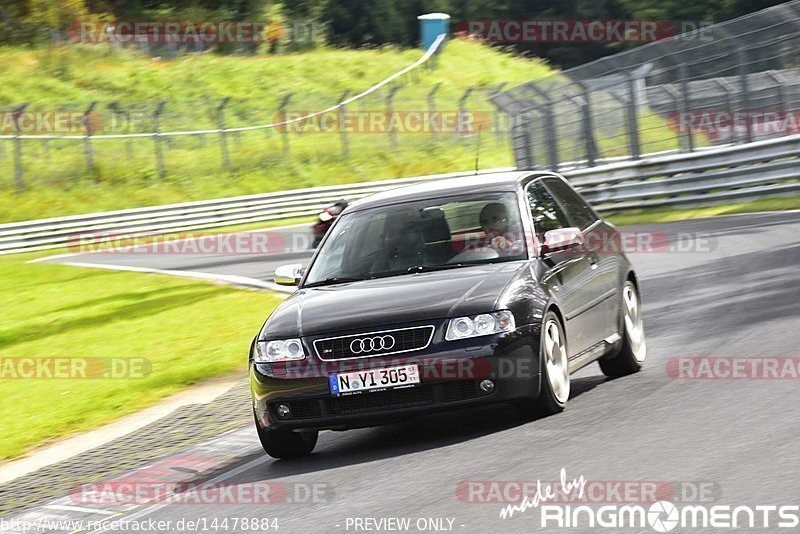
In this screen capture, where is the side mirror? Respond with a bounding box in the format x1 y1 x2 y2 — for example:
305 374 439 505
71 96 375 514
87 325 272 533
541 227 584 256
274 264 303 286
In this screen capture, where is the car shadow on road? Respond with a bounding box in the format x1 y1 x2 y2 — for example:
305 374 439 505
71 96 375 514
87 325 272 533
232 374 608 482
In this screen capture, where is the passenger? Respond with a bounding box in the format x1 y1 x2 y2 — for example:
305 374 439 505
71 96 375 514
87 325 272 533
479 202 517 253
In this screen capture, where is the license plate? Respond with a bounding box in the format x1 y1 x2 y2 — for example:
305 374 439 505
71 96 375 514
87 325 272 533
329 364 420 395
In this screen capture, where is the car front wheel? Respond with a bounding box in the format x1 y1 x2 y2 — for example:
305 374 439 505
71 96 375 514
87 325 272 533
518 311 570 417
255 419 318 459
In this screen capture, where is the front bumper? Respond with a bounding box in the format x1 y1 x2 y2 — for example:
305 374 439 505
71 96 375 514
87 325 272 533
250 324 540 431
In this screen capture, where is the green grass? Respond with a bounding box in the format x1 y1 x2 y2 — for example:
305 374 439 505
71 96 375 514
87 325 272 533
0 39 554 223
0 40 549 104
0 251 285 460
606 194 800 226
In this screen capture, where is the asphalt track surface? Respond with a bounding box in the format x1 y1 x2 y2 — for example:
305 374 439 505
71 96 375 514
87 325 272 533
22 211 800 533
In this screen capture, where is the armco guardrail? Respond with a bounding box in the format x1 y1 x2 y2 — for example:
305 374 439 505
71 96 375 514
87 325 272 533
0 168 513 254
571 133 800 211
2 134 799 255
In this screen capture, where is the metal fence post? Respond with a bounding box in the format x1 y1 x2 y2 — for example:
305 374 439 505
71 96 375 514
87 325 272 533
458 87 475 143
338 89 351 158
492 83 507 142
153 101 167 178
216 97 231 170
677 64 695 152
278 94 292 157
625 73 641 160
509 112 534 169
736 46 753 143
766 71 788 115
11 103 29 191
574 81 598 166
83 101 99 172
386 85 403 152
713 78 738 143
529 86 559 170
427 83 441 140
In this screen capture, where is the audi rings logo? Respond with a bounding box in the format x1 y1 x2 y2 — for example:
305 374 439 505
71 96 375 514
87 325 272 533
350 335 396 354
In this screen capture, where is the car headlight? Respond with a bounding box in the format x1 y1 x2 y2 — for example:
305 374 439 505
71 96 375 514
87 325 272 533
253 338 306 362
445 311 515 341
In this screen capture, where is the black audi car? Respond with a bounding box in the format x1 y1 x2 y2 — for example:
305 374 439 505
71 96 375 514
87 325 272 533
250 171 646 458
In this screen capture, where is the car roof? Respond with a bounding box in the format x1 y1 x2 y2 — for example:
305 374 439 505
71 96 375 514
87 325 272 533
347 170 552 212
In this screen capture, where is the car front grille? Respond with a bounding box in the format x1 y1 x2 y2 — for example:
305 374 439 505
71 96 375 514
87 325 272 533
313 325 434 361
270 381 481 421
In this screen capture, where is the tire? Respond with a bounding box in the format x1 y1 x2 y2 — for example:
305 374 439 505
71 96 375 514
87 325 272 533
518 311 570 417
255 418 318 459
599 280 647 378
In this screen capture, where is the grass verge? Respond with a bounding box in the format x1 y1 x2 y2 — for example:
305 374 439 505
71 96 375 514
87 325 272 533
607 195 800 226
0 250 285 460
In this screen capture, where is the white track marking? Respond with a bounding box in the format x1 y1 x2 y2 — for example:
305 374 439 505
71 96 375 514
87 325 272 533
28 222 311 263
45 504 117 516
80 453 269 534
55 261 294 293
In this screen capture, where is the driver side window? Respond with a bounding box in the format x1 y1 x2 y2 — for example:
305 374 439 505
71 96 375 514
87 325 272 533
526 180 571 242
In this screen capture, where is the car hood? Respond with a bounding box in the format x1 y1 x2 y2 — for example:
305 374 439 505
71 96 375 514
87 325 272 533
262 262 529 337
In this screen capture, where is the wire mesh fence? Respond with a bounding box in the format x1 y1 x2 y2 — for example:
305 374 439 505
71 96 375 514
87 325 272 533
0 82 510 192
492 0 800 171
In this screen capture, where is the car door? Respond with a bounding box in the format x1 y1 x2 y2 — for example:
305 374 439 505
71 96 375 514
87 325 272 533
542 176 620 345
525 179 598 358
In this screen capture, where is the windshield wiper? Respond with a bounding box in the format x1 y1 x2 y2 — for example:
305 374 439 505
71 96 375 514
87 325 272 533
302 276 366 288
406 262 490 273
305 262 498 286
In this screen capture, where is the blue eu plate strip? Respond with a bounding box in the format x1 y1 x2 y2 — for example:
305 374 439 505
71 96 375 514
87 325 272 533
329 374 339 394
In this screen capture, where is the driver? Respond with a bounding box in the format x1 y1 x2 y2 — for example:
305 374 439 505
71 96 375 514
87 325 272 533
479 202 517 253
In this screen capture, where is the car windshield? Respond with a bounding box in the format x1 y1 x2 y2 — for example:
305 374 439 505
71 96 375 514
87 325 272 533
303 192 527 286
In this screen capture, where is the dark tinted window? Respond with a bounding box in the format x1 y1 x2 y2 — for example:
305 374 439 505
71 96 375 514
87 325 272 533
543 177 598 230
304 193 527 285
526 180 571 241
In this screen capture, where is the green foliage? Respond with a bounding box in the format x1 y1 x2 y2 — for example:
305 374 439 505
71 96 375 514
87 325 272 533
0 249 285 459
0 0 787 67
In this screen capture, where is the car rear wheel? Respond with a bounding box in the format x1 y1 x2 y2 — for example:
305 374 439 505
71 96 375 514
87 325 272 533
599 281 646 377
255 419 318 459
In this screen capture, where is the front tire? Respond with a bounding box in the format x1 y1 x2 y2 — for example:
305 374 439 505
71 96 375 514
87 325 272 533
519 311 570 417
599 280 647 377
255 419 318 459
